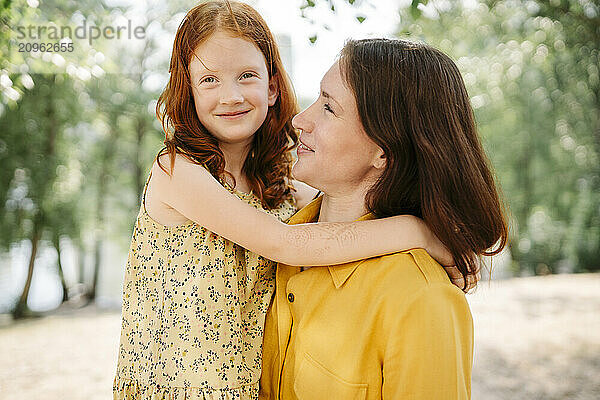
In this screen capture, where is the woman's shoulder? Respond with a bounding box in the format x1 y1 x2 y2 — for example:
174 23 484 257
364 250 470 320
364 249 462 297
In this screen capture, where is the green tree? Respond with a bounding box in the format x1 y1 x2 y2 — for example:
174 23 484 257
396 0 599 274
0 74 81 317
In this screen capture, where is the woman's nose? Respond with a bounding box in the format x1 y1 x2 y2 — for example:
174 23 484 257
292 107 314 133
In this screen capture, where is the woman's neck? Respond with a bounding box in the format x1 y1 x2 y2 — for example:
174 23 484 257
318 189 370 223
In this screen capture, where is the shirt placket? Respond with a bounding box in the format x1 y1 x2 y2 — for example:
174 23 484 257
276 269 301 399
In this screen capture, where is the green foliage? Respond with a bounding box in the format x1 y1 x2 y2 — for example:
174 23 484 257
1 0 167 311
1 0 113 106
399 0 599 274
1 0 597 315
0 74 82 250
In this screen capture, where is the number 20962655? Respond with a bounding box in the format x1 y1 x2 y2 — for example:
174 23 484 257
18 42 74 53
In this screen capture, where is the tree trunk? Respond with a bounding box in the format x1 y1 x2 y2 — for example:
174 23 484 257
88 157 107 301
88 115 117 301
12 218 42 319
12 75 59 319
77 244 85 285
53 233 69 303
88 239 101 300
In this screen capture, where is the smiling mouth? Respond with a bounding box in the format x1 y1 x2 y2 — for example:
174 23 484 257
298 141 314 152
216 110 251 118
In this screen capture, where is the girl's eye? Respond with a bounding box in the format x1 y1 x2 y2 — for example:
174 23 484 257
240 72 256 79
323 103 334 114
200 76 217 84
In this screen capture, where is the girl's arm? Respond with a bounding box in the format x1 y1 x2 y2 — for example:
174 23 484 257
155 154 452 267
289 178 476 291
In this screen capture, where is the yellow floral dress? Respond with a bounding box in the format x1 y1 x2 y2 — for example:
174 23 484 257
113 170 296 400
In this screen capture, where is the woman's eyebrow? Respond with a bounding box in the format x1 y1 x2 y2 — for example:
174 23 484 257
321 89 344 112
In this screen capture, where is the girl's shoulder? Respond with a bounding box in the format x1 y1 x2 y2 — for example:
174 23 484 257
146 153 213 227
152 152 211 184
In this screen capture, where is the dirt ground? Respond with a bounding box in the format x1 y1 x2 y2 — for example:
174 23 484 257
0 273 598 400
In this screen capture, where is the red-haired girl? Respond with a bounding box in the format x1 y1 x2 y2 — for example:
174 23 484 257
113 2 469 399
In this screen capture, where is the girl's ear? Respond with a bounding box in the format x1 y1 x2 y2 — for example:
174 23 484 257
268 76 279 106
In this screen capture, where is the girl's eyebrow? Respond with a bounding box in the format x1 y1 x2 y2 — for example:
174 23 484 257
190 54 216 73
321 89 344 112
238 63 264 70
192 62 264 75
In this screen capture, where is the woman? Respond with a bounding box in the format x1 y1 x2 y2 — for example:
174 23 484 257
259 38 508 399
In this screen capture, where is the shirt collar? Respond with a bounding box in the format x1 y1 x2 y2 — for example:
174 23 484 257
288 194 376 289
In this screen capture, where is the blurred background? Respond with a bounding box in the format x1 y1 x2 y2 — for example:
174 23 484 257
0 0 598 399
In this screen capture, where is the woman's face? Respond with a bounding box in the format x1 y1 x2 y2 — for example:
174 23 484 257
292 61 385 193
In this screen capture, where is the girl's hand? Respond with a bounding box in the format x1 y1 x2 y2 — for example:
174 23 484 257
420 220 454 266
419 219 480 292
444 263 482 293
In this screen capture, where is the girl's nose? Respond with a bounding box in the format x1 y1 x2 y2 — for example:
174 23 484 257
220 82 244 105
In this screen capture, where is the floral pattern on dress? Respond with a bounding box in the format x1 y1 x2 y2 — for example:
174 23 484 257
113 173 296 400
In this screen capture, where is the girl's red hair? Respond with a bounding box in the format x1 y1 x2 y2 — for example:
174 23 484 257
156 0 298 209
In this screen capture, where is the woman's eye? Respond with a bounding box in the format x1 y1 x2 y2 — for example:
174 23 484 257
323 103 334 114
240 72 255 79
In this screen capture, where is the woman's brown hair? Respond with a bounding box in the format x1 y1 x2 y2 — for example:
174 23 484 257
339 38 508 287
156 0 298 209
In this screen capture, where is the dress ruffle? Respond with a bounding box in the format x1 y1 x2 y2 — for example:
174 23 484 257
113 376 259 400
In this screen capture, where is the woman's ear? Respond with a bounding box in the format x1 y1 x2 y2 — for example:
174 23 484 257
268 77 279 106
373 148 386 170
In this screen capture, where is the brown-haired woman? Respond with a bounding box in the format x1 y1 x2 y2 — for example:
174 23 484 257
113 2 464 399
259 38 508 399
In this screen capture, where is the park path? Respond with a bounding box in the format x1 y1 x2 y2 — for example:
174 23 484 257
0 273 598 399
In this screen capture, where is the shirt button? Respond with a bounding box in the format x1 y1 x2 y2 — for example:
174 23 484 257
288 293 295 303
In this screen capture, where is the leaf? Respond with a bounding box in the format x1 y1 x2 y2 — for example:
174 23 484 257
348 0 355 4
306 0 315 7
356 15 366 23
410 5 422 19
309 35 317 44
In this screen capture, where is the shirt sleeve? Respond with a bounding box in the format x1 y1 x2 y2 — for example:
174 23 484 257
382 284 473 400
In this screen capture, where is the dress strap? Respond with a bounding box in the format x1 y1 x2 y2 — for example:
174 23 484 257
142 170 153 214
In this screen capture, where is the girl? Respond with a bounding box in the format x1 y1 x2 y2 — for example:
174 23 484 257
113 2 469 399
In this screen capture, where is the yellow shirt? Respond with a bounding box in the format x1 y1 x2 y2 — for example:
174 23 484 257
259 196 473 400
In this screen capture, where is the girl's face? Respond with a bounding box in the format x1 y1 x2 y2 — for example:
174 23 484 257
292 61 385 193
189 31 278 147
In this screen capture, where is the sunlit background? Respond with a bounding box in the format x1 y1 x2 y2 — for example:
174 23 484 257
0 0 599 399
